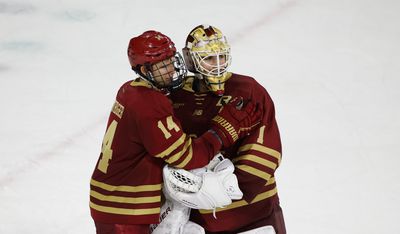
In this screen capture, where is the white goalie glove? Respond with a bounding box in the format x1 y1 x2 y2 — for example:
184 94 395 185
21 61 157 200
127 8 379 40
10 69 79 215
151 154 242 233
162 154 243 211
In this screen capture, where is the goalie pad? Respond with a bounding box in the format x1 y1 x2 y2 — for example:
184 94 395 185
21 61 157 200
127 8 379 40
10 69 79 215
182 221 205 234
163 158 243 210
238 226 276 234
149 200 190 234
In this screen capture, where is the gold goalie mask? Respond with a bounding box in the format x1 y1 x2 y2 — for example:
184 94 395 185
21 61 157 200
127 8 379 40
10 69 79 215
183 25 232 96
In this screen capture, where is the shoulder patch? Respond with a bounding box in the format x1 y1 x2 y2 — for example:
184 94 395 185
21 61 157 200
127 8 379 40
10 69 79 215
112 100 125 118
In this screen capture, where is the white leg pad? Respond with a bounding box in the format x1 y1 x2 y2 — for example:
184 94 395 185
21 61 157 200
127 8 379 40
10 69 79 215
182 221 205 234
150 200 190 234
238 225 276 234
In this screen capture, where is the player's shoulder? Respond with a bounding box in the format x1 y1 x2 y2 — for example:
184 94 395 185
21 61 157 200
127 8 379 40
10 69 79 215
227 72 266 93
229 73 259 86
118 79 165 98
117 79 171 115
227 72 275 103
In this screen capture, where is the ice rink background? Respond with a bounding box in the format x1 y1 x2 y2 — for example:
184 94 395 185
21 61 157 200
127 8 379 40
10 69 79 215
1 0 400 233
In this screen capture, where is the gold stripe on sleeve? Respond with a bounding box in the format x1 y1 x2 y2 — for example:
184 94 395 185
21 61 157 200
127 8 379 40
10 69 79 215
90 190 160 204
251 187 278 203
199 187 278 214
174 145 193 168
90 179 161 192
266 177 276 186
236 165 272 181
232 154 277 170
238 144 281 164
155 134 186 158
165 137 192 164
90 201 160 215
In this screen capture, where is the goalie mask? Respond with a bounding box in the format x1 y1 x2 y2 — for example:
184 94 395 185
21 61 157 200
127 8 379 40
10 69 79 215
128 30 187 91
183 25 232 96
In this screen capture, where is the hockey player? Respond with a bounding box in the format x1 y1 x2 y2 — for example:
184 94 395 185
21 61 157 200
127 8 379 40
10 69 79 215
89 30 262 234
167 25 287 233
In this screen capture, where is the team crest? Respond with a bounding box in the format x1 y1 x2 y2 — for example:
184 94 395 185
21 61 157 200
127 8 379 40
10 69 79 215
216 95 232 106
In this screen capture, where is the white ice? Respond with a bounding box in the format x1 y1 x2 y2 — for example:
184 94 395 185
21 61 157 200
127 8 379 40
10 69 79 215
1 0 399 233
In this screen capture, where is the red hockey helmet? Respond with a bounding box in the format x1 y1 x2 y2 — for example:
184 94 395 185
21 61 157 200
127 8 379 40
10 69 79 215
127 31 186 91
128 30 176 68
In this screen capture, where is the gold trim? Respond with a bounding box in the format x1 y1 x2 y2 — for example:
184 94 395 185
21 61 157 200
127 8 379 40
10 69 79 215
130 79 153 88
166 137 192 164
266 177 276 185
155 134 186 158
182 77 195 92
111 100 124 119
232 154 277 170
216 95 233 107
238 144 281 164
236 165 271 181
90 179 161 192
90 190 160 204
212 116 238 141
251 187 278 203
199 187 278 214
174 145 193 168
90 201 160 215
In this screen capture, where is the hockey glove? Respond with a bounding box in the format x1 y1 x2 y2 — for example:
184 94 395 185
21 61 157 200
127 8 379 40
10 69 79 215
211 97 261 148
162 158 242 210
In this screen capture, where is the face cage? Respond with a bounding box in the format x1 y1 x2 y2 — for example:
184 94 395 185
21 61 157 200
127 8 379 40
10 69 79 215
190 49 231 77
146 52 187 90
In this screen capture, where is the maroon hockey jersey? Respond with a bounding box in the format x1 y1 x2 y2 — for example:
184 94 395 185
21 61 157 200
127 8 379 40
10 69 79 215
90 79 221 225
170 73 283 232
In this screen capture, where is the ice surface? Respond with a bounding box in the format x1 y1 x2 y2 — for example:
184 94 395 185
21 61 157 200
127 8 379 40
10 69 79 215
1 0 399 233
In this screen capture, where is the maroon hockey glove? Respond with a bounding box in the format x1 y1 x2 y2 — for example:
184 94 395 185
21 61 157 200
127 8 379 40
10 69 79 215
211 97 262 148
